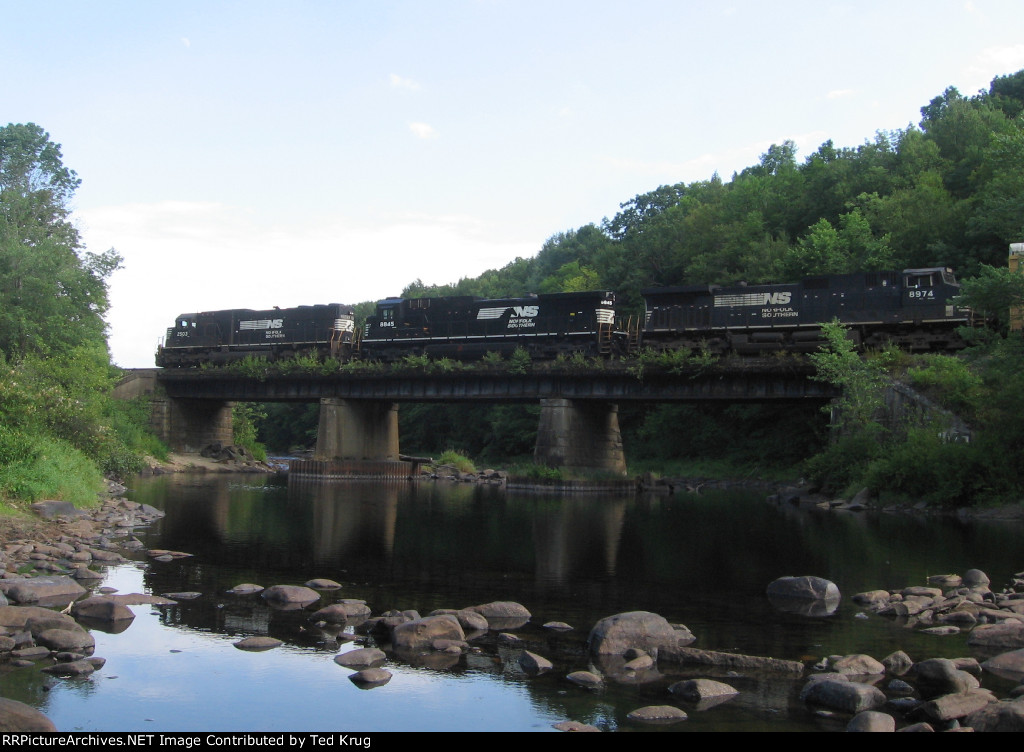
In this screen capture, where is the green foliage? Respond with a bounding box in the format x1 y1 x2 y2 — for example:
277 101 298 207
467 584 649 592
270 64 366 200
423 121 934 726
0 428 103 507
508 347 531 375
481 350 505 368
957 264 1024 332
623 402 825 473
509 463 563 481
861 428 993 508
802 432 886 494
232 404 267 462
809 321 889 434
905 354 982 416
627 346 717 380
257 402 320 452
436 450 476 473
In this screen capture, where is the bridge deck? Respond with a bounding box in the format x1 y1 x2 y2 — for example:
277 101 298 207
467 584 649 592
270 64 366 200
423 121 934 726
148 359 837 403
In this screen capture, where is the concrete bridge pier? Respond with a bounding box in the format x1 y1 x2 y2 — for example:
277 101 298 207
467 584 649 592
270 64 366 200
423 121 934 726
534 399 627 476
152 398 235 453
315 398 400 461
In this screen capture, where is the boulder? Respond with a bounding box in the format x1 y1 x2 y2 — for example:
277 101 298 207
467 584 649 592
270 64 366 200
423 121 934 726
967 622 1024 650
803 679 886 714
0 606 72 630
304 579 342 590
467 601 531 630
767 576 841 615
260 585 320 608
882 650 914 675
660 645 804 675
588 611 693 658
543 621 573 631
962 569 990 588
233 636 282 651
41 659 97 677
392 615 465 652
917 689 994 723
1 576 86 605
334 648 386 669
0 698 57 731
766 575 841 602
552 721 601 732
831 654 886 676
311 604 351 625
668 678 739 703
348 668 391 688
36 628 95 653
846 711 896 732
625 705 687 724
912 658 979 698
519 650 553 676
566 671 603 688
30 500 86 519
964 698 1024 732
226 584 264 595
981 648 1024 682
71 597 136 624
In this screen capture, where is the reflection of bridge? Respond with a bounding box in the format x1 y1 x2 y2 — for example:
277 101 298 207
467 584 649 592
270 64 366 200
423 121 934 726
116 362 836 475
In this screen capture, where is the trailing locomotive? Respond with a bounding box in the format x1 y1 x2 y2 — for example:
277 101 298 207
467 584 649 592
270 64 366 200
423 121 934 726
154 267 974 367
155 303 356 367
361 290 626 360
641 267 972 354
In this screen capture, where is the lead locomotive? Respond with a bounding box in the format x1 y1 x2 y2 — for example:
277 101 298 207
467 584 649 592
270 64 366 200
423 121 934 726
155 267 972 367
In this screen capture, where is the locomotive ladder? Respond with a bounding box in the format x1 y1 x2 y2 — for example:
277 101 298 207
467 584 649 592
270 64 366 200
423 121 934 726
598 321 614 355
624 315 641 354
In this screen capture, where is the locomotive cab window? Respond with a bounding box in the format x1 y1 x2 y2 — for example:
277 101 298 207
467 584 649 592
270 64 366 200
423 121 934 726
905 273 937 289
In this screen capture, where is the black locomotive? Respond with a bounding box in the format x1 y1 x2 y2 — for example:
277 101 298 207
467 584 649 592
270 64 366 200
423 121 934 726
154 267 972 367
642 267 972 354
155 303 356 367
361 290 625 360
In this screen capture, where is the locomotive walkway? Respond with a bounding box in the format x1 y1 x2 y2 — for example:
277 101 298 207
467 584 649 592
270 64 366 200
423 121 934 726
118 360 837 477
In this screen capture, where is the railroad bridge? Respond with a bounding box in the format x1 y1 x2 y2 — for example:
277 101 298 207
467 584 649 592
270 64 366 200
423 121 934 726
115 361 837 476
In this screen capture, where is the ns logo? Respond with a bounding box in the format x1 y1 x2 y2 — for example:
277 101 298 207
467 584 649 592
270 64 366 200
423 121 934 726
511 305 539 317
762 292 791 305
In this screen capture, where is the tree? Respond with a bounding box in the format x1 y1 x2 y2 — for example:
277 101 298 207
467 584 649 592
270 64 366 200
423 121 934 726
0 123 121 357
957 264 1024 332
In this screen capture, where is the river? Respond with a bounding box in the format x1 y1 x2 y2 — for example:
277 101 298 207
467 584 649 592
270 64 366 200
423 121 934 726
7 472 1024 732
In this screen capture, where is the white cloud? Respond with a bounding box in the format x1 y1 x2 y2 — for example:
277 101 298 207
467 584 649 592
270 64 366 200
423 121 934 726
408 122 438 139
826 89 855 100
390 73 420 90
963 44 1024 93
79 202 532 367
181 37 191 48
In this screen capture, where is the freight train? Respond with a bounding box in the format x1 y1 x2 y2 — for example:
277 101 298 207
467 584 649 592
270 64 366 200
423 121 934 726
154 266 972 367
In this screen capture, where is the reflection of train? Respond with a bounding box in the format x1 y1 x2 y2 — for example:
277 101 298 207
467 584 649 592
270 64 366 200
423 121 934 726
155 267 972 367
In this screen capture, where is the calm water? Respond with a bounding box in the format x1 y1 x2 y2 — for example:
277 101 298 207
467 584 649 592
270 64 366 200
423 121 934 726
7 473 1024 732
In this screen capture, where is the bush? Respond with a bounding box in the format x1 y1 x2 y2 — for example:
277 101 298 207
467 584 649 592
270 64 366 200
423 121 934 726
906 354 982 416
861 429 994 507
436 450 476 473
0 431 103 507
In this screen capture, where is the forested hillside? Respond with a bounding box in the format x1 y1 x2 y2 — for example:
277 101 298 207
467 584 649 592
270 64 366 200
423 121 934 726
270 70 1023 502
404 71 1024 310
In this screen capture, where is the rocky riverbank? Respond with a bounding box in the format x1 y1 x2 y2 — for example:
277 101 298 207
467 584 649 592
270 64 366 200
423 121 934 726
3 485 1024 731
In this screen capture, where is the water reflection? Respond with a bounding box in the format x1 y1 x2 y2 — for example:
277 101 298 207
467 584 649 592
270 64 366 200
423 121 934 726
77 473 1024 732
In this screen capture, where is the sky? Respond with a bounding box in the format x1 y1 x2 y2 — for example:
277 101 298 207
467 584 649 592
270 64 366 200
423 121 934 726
4 0 1024 368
